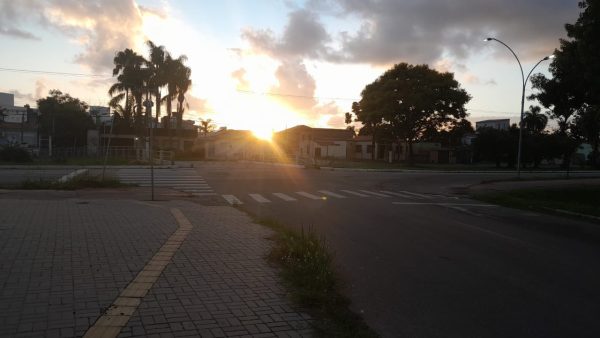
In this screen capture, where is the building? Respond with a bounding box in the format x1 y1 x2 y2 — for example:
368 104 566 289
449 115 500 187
0 92 39 147
89 106 112 125
475 119 510 130
196 129 268 160
275 125 354 162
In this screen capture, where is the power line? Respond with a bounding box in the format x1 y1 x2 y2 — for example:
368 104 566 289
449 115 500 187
0 67 109 78
236 89 358 102
1 66 521 115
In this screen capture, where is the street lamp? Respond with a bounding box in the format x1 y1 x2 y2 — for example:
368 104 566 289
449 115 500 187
484 37 554 177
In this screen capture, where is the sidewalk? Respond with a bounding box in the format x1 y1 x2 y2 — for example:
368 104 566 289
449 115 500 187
0 193 312 337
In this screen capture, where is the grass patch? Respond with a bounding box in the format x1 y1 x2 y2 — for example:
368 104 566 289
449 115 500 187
473 186 600 219
19 174 132 190
256 218 379 338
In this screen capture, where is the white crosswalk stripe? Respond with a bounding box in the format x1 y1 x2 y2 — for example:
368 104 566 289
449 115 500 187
222 194 243 205
117 168 215 195
340 190 370 197
318 190 347 198
380 190 415 198
296 191 323 200
399 191 429 199
249 193 271 203
359 190 391 197
273 193 297 201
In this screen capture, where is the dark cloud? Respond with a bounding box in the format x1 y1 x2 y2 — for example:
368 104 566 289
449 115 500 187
328 0 580 64
1 0 146 72
242 9 331 59
0 27 40 40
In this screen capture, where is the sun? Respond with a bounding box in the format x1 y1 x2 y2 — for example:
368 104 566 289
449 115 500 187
252 128 273 141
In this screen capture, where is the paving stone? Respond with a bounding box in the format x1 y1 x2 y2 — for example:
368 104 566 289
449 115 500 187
0 198 313 337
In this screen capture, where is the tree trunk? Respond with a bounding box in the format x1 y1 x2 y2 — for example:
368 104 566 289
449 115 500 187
165 98 172 129
154 90 161 123
407 139 414 166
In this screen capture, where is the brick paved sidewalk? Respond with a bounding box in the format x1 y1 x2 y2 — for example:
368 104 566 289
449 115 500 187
0 197 312 337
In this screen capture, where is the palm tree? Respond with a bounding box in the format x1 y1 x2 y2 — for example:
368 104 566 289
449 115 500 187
523 105 548 134
146 40 170 123
174 62 192 129
162 54 189 129
199 118 215 135
109 48 146 127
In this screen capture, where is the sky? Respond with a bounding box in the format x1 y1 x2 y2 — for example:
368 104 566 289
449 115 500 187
0 0 582 137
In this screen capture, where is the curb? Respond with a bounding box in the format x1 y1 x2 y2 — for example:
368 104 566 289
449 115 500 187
58 169 88 183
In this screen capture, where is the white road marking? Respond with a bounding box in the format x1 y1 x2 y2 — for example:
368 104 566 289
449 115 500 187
296 191 323 200
318 190 347 198
392 202 496 207
273 193 297 201
249 193 271 203
359 190 391 197
340 190 370 197
380 190 414 198
399 191 429 199
222 194 243 205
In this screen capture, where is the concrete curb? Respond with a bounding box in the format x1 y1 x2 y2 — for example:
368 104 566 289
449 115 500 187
240 160 305 169
58 169 89 183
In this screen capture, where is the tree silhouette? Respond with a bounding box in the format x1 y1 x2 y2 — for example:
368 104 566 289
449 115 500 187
523 105 548 134
354 63 470 164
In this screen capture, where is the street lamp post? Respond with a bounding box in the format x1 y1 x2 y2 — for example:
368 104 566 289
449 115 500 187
484 37 553 177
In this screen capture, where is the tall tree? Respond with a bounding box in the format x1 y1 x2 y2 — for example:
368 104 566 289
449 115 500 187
162 54 189 129
530 0 600 167
109 48 146 128
174 61 192 129
354 63 470 164
146 40 169 122
523 105 548 134
37 90 94 148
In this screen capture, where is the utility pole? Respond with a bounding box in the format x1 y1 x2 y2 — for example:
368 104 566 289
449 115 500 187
144 95 155 201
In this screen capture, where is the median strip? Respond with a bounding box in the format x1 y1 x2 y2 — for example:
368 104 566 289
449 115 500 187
83 207 193 338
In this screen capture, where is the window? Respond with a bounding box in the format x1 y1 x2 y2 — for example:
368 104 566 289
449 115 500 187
367 145 373 153
355 145 362 153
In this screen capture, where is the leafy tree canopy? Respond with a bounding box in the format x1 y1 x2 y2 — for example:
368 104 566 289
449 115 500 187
37 90 94 148
353 63 471 162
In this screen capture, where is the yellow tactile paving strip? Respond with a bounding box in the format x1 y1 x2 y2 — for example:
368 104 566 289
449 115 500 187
83 208 193 338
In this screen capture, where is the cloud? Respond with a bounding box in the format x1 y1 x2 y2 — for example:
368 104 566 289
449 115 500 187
40 0 146 72
35 79 47 99
327 0 579 64
138 5 167 19
231 68 250 91
0 27 40 40
7 90 36 103
0 0 41 40
270 59 318 113
242 8 331 59
186 93 208 114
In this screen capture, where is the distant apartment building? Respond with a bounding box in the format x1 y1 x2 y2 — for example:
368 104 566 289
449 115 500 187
475 119 510 130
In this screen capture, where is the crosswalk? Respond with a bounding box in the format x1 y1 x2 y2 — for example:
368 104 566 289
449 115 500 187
220 189 455 205
117 168 216 196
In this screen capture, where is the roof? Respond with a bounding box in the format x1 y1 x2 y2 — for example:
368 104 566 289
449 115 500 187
476 119 510 124
201 129 254 140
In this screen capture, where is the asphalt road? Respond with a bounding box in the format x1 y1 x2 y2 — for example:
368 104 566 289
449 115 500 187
194 162 600 338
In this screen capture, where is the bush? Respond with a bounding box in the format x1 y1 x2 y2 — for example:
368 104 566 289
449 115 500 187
0 146 33 163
